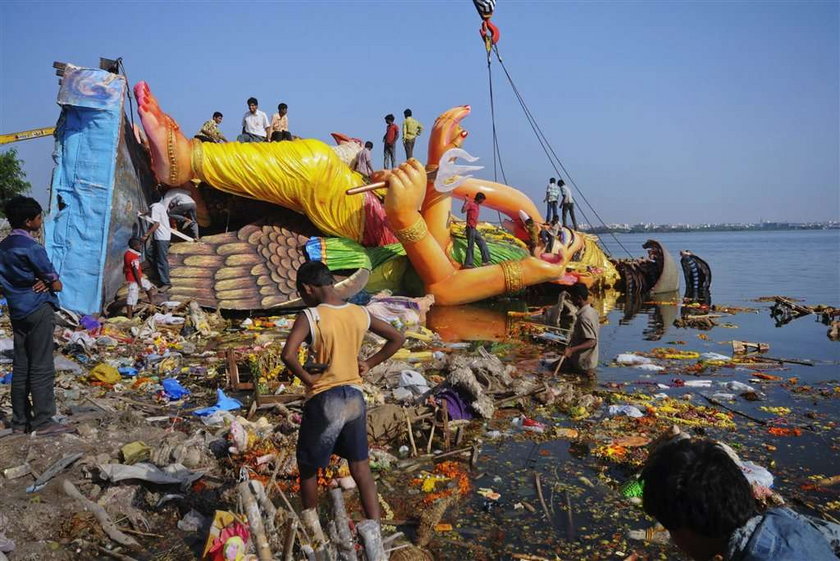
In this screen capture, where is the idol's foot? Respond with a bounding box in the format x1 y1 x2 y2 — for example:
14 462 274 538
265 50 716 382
134 81 195 186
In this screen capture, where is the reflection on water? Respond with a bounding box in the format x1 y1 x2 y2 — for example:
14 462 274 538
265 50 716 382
426 300 529 342
618 290 680 341
426 288 624 342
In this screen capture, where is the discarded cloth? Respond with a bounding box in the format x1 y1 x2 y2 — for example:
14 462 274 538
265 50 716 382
435 388 474 420
98 462 203 488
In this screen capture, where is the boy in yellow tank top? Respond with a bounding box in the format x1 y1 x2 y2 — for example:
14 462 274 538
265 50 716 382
281 261 404 529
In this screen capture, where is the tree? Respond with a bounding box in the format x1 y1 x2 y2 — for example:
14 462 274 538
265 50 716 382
0 148 32 216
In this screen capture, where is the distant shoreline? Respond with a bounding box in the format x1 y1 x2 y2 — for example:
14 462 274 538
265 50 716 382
584 223 839 234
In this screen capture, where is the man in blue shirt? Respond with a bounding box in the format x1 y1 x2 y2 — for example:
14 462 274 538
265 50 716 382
641 438 840 560
0 197 73 435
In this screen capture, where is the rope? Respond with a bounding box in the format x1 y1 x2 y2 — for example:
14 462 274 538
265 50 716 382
486 54 507 224
117 58 136 130
491 45 633 259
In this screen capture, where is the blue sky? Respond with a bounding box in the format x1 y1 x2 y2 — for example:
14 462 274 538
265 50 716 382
1 1 837 225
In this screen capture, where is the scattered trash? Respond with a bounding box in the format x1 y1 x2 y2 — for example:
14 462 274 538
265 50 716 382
608 405 645 418
161 378 191 400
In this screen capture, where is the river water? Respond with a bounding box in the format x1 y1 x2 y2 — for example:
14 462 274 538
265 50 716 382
426 229 840 560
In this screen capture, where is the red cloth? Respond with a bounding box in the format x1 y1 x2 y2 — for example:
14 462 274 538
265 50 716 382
384 123 399 145
362 192 399 247
123 249 143 283
463 200 480 228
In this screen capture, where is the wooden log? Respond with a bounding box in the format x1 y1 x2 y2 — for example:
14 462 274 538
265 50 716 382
62 480 139 549
357 519 386 561
329 488 358 561
237 481 273 561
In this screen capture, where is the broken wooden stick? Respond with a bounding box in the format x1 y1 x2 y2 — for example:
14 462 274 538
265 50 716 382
95 545 140 561
534 472 551 522
403 408 418 457
283 518 299 561
63 480 139 549
442 400 451 451
426 411 437 455
552 355 566 377
701 395 767 425
564 489 575 542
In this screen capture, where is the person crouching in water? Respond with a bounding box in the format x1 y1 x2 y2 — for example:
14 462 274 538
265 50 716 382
281 261 405 536
123 237 157 319
641 438 840 560
560 283 600 379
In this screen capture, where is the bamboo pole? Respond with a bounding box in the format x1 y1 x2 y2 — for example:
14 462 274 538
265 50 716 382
238 482 272 561
329 488 358 561
357 519 386 561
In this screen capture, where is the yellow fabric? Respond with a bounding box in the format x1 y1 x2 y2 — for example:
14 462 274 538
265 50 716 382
194 139 366 241
566 233 620 287
307 304 369 398
89 363 120 385
366 257 408 293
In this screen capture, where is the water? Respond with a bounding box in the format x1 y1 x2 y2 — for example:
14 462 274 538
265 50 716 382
425 230 840 560
601 229 840 306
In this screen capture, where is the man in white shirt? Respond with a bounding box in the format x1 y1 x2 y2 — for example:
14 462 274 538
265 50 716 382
163 188 199 239
142 198 173 289
237 97 270 143
354 141 374 177
559 179 578 230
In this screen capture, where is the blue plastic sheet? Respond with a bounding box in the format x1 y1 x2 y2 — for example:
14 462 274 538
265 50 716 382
161 378 191 400
193 389 243 416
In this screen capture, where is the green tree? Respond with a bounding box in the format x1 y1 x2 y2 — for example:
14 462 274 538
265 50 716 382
0 148 33 216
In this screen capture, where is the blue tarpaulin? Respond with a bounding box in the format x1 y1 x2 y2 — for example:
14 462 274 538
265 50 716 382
45 66 126 315
45 65 154 315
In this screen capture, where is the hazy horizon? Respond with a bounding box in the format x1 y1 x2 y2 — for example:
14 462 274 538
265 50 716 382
1 1 838 225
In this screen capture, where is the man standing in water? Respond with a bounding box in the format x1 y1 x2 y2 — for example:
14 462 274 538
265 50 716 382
561 283 599 378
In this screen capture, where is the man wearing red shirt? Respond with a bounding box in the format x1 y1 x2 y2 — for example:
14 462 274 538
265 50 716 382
461 192 491 268
383 114 399 168
123 237 157 319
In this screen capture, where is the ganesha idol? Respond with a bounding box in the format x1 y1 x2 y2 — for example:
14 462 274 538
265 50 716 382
133 81 617 309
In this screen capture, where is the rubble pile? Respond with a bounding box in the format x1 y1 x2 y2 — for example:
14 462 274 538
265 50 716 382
0 291 837 561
